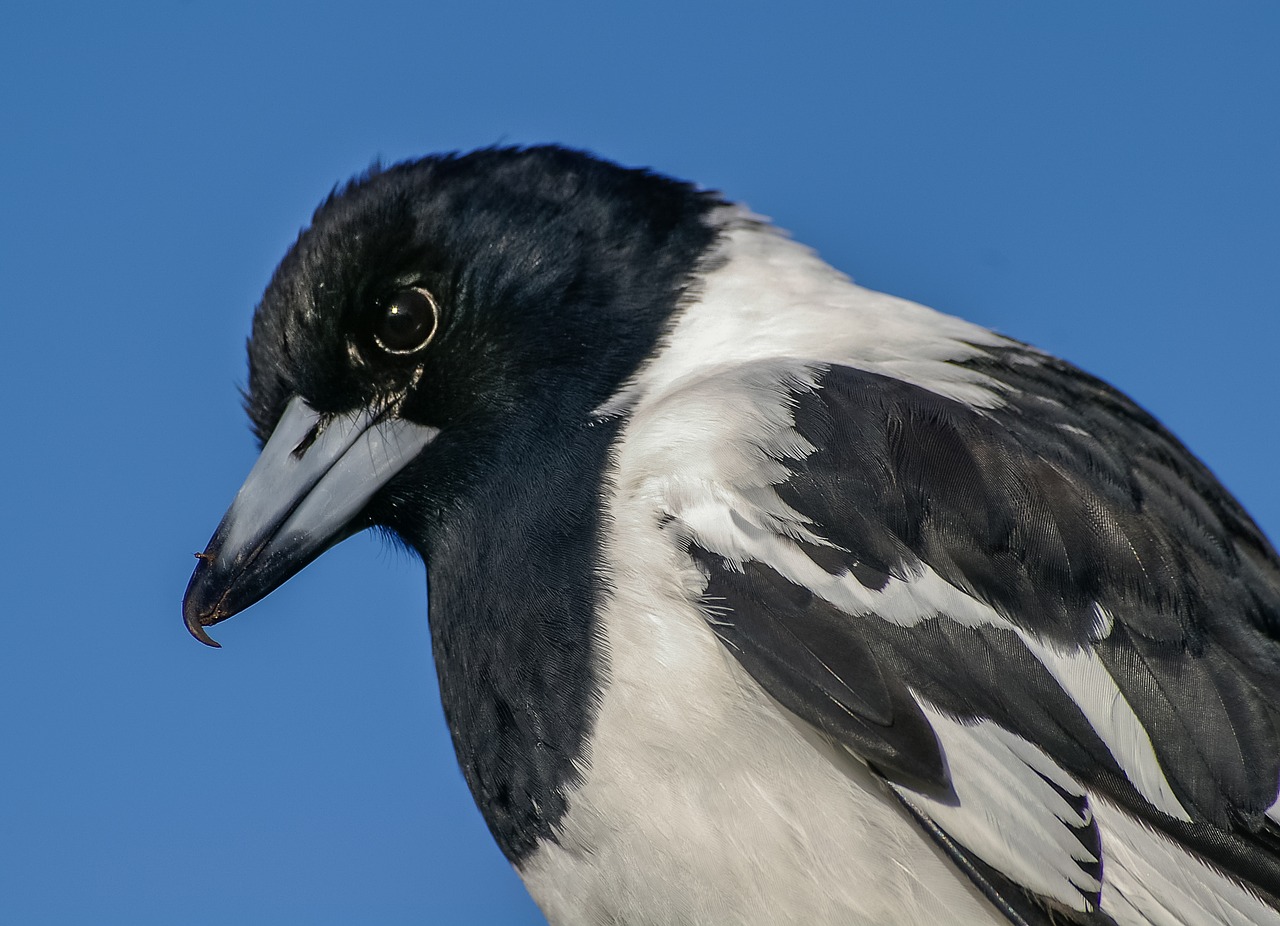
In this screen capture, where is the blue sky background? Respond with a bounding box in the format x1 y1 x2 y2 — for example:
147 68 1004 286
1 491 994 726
2 2 1277 923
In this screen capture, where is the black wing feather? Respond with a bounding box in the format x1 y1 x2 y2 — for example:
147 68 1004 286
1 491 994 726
688 352 1280 912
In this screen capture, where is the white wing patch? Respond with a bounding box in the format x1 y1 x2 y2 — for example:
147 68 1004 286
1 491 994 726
892 709 1280 925
1092 797 1280 926
1017 621 1192 822
894 704 1102 912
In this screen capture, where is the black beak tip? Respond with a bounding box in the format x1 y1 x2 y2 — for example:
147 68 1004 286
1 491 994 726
185 613 223 648
183 553 224 648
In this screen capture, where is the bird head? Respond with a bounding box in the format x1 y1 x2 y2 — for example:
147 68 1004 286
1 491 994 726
182 146 720 645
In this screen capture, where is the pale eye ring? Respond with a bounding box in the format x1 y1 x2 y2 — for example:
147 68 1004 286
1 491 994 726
372 287 440 355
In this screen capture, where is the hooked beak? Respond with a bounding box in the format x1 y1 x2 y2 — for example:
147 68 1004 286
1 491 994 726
182 396 438 646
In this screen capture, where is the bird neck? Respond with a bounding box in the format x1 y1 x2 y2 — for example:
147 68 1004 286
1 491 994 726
421 416 621 865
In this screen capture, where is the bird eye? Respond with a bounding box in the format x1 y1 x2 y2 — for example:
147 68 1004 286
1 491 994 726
372 288 439 355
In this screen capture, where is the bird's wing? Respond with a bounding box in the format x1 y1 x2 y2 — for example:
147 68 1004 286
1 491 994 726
639 348 1280 924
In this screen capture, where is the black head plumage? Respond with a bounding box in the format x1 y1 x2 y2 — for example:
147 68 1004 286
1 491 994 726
245 146 722 449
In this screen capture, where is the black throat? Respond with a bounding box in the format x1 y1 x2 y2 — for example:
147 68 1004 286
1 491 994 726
422 414 623 864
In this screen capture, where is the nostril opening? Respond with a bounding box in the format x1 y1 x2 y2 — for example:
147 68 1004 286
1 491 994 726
292 421 323 458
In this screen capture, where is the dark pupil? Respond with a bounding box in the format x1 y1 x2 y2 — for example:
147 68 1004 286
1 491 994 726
377 291 434 352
